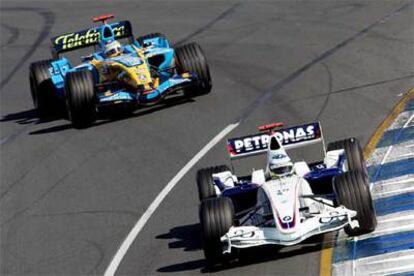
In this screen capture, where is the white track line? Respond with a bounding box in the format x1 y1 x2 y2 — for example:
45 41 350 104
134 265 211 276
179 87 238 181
370 114 414 189
377 186 414 197
380 177 414 186
104 122 239 276
383 114 414 165
378 212 414 223
398 152 414 158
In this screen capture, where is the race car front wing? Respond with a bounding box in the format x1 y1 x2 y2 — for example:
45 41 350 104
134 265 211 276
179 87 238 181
220 205 358 253
97 73 194 104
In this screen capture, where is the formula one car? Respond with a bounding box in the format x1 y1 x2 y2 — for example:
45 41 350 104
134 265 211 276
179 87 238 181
196 122 377 266
29 14 212 127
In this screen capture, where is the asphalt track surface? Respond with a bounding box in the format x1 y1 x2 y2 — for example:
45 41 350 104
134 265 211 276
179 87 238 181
0 0 413 275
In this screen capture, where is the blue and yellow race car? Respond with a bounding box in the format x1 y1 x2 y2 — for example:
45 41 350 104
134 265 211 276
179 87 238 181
29 14 212 127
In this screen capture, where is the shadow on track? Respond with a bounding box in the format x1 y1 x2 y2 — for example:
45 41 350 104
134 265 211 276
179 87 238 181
0 108 65 126
156 223 205 273
28 95 195 135
156 223 331 273
156 223 203 252
1 94 195 135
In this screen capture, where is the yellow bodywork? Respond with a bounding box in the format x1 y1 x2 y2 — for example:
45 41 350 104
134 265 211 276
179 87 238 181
90 47 157 90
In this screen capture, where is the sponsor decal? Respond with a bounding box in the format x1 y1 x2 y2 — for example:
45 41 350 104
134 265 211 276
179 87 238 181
52 21 131 52
227 122 322 158
112 55 142 67
319 211 345 224
319 217 334 224
233 229 255 238
138 74 147 81
272 154 287 159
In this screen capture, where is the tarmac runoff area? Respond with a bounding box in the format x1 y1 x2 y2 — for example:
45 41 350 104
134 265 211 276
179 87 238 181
332 91 414 276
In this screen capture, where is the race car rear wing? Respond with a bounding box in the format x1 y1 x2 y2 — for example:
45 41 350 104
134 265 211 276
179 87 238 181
50 20 133 57
227 121 325 159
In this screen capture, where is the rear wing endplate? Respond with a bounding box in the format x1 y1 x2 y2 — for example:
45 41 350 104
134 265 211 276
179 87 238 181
51 20 133 57
227 121 324 159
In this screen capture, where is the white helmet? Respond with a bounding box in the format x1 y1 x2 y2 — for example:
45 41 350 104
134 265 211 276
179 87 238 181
268 159 294 178
104 40 123 58
267 143 294 178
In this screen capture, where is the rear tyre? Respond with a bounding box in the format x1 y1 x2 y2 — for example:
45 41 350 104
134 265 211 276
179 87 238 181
200 197 234 267
197 165 230 201
333 171 377 236
174 42 212 96
327 138 367 176
65 70 97 128
29 59 56 116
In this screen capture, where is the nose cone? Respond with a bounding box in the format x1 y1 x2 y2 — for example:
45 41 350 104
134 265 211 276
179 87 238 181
265 176 301 233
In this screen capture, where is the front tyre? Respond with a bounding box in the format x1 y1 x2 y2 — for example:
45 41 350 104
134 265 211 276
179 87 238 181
65 70 97 128
200 197 234 267
333 171 377 236
327 138 367 176
174 42 212 96
197 165 230 201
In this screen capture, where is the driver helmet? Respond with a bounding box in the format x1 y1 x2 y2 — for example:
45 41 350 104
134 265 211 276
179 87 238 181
104 40 123 58
268 159 294 178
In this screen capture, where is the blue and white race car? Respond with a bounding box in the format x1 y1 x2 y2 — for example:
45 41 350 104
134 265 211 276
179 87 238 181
29 14 212 127
196 122 377 266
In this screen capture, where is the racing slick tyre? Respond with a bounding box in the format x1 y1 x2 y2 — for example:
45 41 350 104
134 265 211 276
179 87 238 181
174 42 212 96
197 165 230 201
200 197 234 267
327 138 367 177
64 70 97 128
137 32 168 47
29 59 57 116
333 170 377 236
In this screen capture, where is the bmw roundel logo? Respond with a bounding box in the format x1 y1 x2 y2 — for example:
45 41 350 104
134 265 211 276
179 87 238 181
282 216 292 222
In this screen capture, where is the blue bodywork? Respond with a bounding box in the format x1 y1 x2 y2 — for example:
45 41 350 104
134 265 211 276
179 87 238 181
214 152 346 202
48 20 194 107
304 154 345 183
